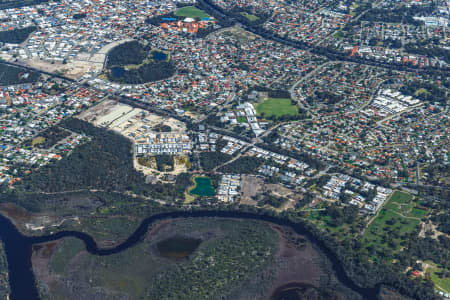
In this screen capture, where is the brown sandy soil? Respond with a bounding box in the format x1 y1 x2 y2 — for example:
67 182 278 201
0 203 59 234
134 156 188 179
265 184 293 198
23 58 102 80
264 184 303 211
240 175 264 205
419 220 450 239
0 203 33 225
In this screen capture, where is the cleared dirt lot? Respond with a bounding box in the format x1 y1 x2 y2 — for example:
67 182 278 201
240 175 264 205
77 100 187 137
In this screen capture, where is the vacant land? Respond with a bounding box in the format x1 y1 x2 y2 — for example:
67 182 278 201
240 175 264 205
175 6 210 19
256 98 298 118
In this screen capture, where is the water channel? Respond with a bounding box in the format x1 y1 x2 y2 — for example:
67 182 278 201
0 211 381 300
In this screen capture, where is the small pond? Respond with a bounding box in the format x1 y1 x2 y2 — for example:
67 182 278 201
189 177 215 196
110 66 125 77
152 51 168 61
156 236 202 259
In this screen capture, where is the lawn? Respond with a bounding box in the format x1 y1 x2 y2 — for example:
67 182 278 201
384 191 428 218
415 88 429 97
255 98 298 118
363 191 429 257
425 261 450 293
237 116 247 123
32 136 45 147
240 12 260 22
390 191 412 204
175 6 210 19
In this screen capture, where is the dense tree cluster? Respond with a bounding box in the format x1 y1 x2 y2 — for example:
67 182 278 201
400 81 448 105
218 156 264 174
324 203 359 227
14 119 190 203
145 13 178 26
106 41 176 84
106 41 148 67
252 86 291 99
0 63 39 85
155 154 174 172
256 193 287 208
146 220 277 299
259 143 326 170
431 212 450 235
309 91 343 105
152 123 172 132
24 126 70 149
107 60 176 84
405 44 450 64
0 26 36 44
199 151 232 171
360 5 436 25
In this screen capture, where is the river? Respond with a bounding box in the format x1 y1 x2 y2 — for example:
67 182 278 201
0 211 381 300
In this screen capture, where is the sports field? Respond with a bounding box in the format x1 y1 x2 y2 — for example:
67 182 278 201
255 98 298 118
175 6 210 19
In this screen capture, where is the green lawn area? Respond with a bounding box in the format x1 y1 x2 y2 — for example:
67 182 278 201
237 116 247 123
333 30 344 38
255 98 298 118
425 261 450 293
390 191 412 203
384 191 428 218
349 3 359 16
240 12 260 22
175 6 210 19
184 191 195 204
363 191 429 258
32 136 45 147
415 88 429 97
306 207 346 236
